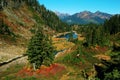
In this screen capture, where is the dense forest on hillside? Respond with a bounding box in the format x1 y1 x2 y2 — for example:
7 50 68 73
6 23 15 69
72 15 120 80
0 0 71 34
26 0 71 32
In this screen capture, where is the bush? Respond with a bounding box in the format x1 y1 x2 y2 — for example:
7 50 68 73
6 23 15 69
0 21 17 40
104 69 120 80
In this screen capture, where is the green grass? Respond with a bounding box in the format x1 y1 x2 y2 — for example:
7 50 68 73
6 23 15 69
55 45 99 65
54 43 101 79
0 64 25 80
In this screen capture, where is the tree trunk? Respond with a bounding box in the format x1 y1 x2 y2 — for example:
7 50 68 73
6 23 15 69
33 63 36 71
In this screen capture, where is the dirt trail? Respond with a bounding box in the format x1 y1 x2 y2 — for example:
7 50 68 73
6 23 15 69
0 56 28 72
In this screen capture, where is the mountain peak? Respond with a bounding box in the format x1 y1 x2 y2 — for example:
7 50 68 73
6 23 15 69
74 11 93 18
82 11 92 13
95 11 101 13
54 11 70 19
56 11 112 24
55 11 70 16
95 11 108 14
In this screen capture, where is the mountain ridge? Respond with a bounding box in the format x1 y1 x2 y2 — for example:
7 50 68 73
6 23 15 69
55 11 112 24
54 11 70 19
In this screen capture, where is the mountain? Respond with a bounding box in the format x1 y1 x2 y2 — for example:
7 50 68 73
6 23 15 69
54 11 70 19
55 11 112 24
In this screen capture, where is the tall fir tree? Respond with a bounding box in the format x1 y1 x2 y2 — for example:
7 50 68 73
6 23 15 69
26 27 54 69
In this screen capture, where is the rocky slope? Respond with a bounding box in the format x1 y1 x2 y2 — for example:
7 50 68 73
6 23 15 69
0 0 62 62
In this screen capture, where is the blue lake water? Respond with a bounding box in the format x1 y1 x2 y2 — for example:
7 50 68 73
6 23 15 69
58 32 78 40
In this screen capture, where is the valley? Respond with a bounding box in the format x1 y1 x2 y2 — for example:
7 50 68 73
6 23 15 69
0 0 120 80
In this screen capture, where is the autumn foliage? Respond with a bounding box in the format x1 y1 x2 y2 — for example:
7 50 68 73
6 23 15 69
17 63 66 78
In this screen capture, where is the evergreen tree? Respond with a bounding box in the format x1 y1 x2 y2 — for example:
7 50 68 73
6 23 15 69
104 14 120 35
81 23 110 47
26 28 54 69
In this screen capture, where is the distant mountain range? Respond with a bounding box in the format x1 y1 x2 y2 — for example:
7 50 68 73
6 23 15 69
55 11 112 24
55 11 70 19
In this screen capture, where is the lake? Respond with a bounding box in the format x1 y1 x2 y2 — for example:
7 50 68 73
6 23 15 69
58 32 78 40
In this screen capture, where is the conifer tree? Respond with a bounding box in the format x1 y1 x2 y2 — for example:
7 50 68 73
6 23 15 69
26 27 54 69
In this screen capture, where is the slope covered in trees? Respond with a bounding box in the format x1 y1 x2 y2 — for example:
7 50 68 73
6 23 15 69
104 14 120 35
0 0 71 40
0 0 71 61
69 15 120 79
77 15 120 80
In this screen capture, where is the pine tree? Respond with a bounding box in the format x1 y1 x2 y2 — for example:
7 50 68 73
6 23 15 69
104 14 120 35
26 28 54 70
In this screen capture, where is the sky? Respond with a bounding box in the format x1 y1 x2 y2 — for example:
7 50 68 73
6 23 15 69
38 0 120 15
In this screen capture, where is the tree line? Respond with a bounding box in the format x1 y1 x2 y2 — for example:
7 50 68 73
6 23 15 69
25 0 71 32
81 15 120 80
75 15 120 47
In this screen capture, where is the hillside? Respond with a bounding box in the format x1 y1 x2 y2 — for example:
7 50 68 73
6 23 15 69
0 0 70 62
55 11 112 24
